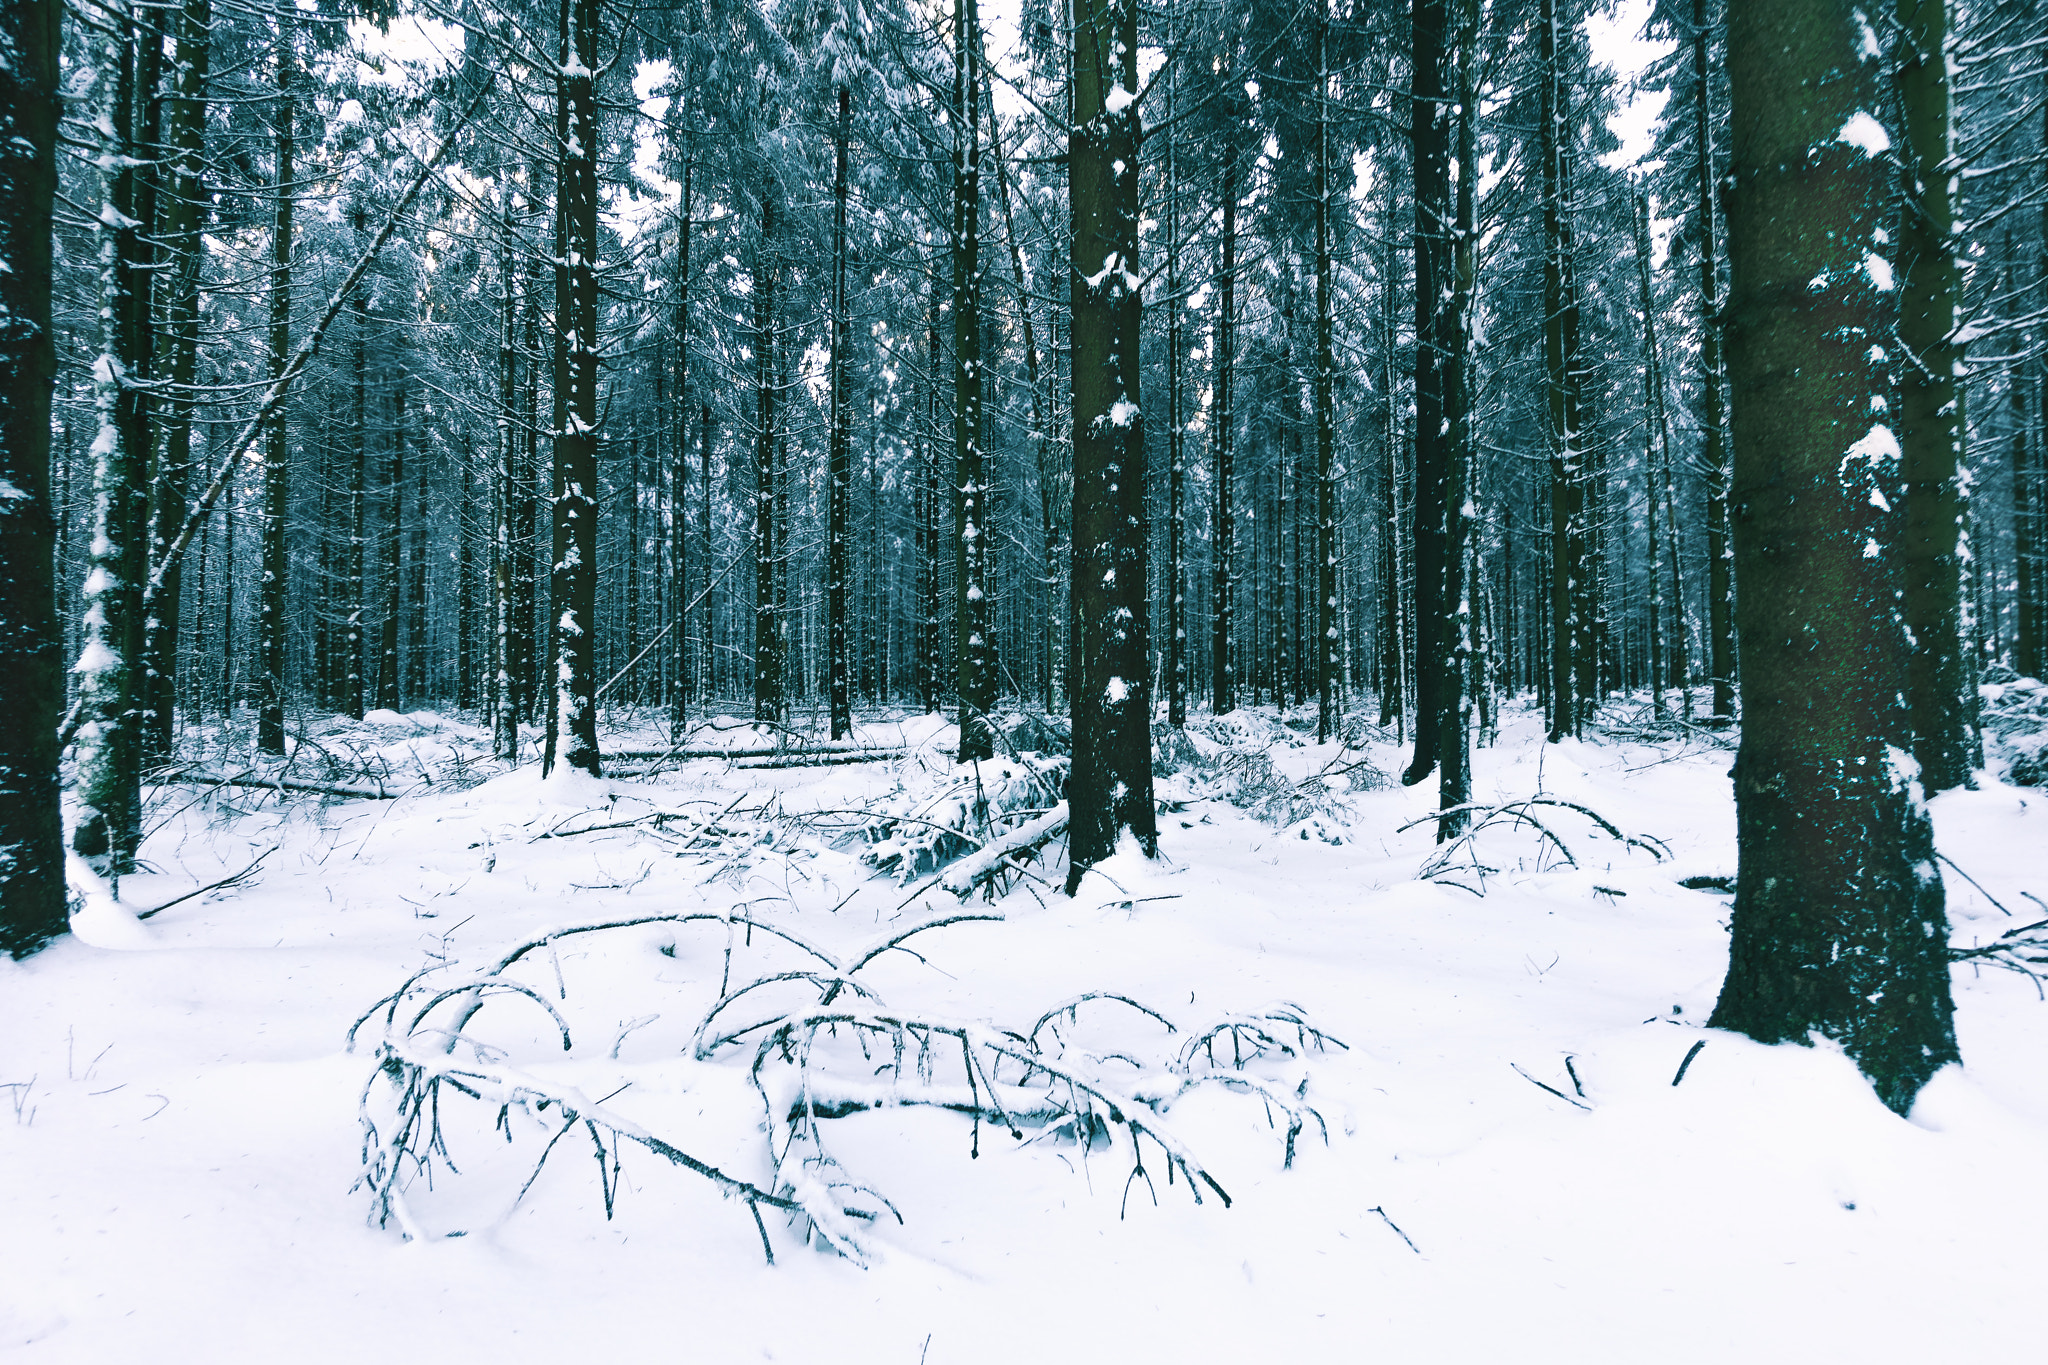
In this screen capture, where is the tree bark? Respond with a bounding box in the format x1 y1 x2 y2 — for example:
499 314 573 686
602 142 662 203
257 22 295 756
546 0 602 776
1066 0 1156 886
954 0 993 761
1892 0 1975 791
1693 0 1737 723
829 86 853 740
0 0 67 954
142 0 210 763
753 193 781 724
74 1 153 873
1211 151 1239 717
1710 0 1959 1115
1404 0 1452 784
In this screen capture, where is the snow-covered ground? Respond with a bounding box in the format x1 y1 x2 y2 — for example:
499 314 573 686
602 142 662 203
5 702 2045 1362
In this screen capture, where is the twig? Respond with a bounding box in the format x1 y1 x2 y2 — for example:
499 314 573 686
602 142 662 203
1671 1039 1707 1087
136 846 278 920
1510 1062 1591 1110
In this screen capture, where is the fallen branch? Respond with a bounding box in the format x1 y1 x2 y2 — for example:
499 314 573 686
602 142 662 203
136 846 278 921
169 769 392 800
936 801 1069 898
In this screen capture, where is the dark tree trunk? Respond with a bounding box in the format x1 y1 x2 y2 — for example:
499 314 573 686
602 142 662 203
1212 151 1240 717
670 160 694 738
753 193 781 724
257 23 295 756
954 0 993 761
1066 0 1156 886
142 0 210 763
1710 0 1958 1115
1540 0 1581 741
1893 0 1976 791
1693 0 1737 723
1404 0 1452 785
1314 1 1338 742
829 86 853 740
0 0 67 955
547 0 602 776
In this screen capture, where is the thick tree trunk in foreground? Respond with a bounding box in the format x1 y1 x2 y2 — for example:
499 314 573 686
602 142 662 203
0 0 67 955
1066 0 1156 887
1711 0 1958 1115
1892 0 1976 792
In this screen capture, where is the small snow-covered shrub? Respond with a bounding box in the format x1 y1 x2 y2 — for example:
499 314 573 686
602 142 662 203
857 754 1066 885
1981 675 2048 786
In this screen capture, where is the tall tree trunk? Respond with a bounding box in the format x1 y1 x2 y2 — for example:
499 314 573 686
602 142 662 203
954 0 993 760
670 160 693 738
828 86 853 740
1710 0 1957 1115
0 0 67 954
547 0 602 776
982 61 1059 715
1165 64 1187 730
347 212 369 720
1693 0 1737 723
753 193 781 724
1404 0 1452 785
1541 0 1580 740
1314 1 1338 742
1893 0 1975 791
1635 191 1670 716
2015 363 2042 676
1067 0 1155 886
74 1 152 873
494 179 519 760
257 22 295 756
378 375 403 713
142 0 210 763
1437 0 1477 837
1212 151 1240 716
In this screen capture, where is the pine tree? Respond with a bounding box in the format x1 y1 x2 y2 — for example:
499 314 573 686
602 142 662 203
0 0 67 956
1710 0 1959 1114
1066 0 1156 886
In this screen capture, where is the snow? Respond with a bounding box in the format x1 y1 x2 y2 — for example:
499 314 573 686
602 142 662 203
4 705 2046 1360
1104 85 1135 117
1835 111 1891 157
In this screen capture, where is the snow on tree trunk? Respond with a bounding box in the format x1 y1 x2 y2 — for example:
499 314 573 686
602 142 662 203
829 86 853 742
1065 0 1156 888
257 21 295 757
1892 0 1979 793
546 0 602 777
954 0 993 763
1710 0 1959 1115
74 1 151 876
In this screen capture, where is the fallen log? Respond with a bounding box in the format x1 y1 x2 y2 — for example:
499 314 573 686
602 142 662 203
167 769 393 800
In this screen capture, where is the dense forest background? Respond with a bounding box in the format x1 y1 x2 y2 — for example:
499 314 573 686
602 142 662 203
31 0 2042 782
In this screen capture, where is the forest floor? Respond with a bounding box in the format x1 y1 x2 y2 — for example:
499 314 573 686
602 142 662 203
4 699 2046 1363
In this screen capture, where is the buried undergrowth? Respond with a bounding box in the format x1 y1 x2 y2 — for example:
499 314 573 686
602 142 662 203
349 906 1341 1264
